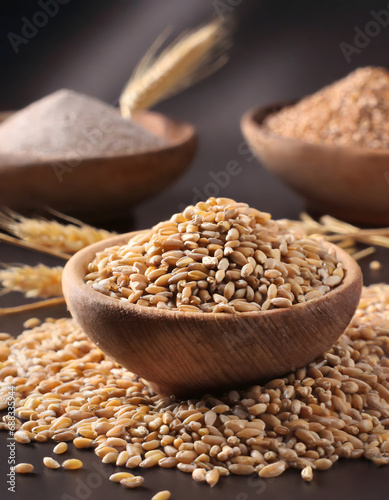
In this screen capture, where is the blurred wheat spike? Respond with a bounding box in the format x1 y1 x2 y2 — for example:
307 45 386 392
0 210 114 257
120 19 231 116
0 264 63 299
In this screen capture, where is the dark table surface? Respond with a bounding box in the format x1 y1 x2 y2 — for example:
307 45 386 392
1 0 389 498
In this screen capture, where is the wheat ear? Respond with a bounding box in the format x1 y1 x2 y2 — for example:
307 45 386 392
0 264 63 299
120 19 231 116
283 213 389 261
0 210 114 256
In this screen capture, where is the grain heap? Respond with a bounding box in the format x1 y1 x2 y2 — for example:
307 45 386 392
264 66 389 149
85 197 345 312
0 284 388 488
0 89 165 158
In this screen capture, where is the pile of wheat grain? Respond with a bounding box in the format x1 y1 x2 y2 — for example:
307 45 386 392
85 197 345 313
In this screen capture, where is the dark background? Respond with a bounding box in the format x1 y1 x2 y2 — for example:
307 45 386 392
1 0 389 228
1 1 389 499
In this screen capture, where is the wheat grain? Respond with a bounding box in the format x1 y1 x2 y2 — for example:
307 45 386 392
152 491 171 500
370 260 382 270
258 460 287 478
109 472 134 482
120 476 144 488
14 463 34 474
301 465 313 481
43 457 61 469
53 443 68 454
62 459 83 470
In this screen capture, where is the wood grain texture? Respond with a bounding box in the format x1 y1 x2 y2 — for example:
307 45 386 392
0 110 196 219
241 103 389 226
62 231 363 397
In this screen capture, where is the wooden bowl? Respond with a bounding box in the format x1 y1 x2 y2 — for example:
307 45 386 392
62 230 363 397
241 103 389 226
0 110 196 222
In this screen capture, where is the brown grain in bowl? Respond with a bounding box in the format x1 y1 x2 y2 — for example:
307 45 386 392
85 197 345 313
264 66 389 149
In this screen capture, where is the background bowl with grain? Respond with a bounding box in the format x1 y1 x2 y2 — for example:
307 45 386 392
241 102 389 226
0 109 196 224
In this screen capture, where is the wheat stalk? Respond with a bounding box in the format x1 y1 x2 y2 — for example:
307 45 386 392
0 297 66 317
0 210 115 314
120 19 230 116
0 264 63 299
283 212 389 261
0 233 71 259
0 210 114 256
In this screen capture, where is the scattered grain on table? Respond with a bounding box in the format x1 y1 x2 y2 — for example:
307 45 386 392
14 463 34 474
62 459 83 470
0 284 388 488
43 457 61 469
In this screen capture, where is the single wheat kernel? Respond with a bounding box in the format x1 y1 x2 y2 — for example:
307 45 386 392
53 442 68 454
62 459 83 470
152 491 171 500
120 476 144 488
14 430 31 444
109 472 134 482
73 437 93 449
192 468 207 482
43 457 61 469
126 455 142 468
102 452 119 464
258 461 287 478
301 466 313 482
15 463 34 474
23 317 41 329
206 468 219 487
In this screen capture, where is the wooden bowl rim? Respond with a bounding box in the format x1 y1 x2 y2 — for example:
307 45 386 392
0 109 196 164
241 102 389 157
63 229 362 322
